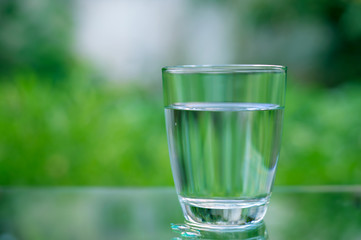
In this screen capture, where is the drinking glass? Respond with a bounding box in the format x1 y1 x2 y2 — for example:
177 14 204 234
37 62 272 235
162 65 287 229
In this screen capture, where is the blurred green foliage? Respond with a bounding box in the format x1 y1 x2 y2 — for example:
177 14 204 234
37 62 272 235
0 72 171 185
0 72 360 185
249 0 361 86
0 0 360 186
0 0 73 79
278 82 361 185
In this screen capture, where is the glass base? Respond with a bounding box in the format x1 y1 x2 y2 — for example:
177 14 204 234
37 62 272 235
171 221 268 239
179 196 269 229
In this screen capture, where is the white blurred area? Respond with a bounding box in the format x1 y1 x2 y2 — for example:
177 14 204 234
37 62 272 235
74 0 236 82
73 0 331 83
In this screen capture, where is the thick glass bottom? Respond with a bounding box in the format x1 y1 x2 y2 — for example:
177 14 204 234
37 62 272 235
171 222 268 239
179 196 269 229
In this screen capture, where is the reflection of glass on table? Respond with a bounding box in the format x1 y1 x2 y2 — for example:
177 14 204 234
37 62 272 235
0 186 361 239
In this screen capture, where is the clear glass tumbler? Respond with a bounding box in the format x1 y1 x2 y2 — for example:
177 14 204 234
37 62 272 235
162 65 287 229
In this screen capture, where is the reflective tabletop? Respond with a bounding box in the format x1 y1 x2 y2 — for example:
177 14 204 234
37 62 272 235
1 186 361 240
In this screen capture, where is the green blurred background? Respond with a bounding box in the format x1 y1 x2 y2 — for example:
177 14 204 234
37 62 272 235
0 0 360 186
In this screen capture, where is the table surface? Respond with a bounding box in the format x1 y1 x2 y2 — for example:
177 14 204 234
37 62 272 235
1 186 361 240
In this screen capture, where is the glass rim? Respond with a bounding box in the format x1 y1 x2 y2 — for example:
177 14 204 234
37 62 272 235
162 64 287 74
